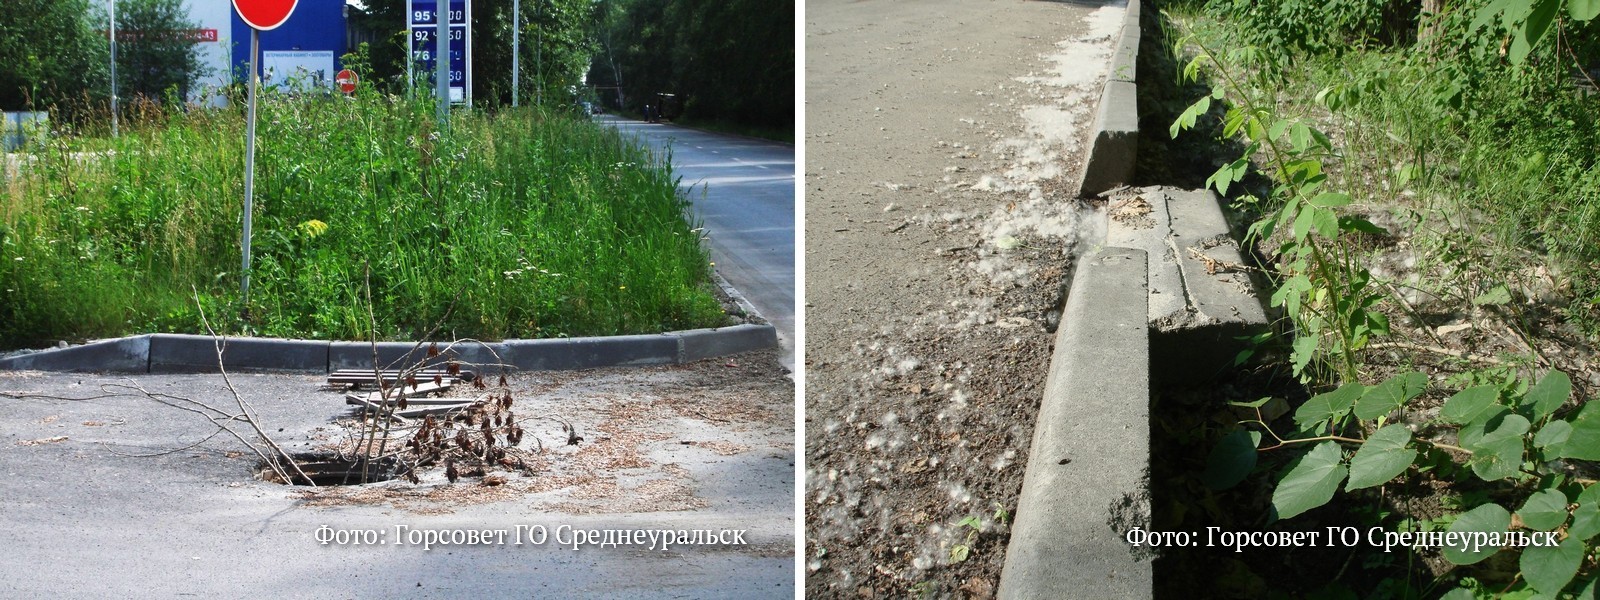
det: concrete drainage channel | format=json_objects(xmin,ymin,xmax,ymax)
[
  {"xmin": 0, "ymin": 324, "xmax": 777, "ymax": 373},
  {"xmin": 998, "ymin": 1, "xmax": 1271, "ymax": 598}
]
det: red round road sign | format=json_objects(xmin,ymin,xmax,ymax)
[
  {"xmin": 336, "ymin": 69, "xmax": 358, "ymax": 94},
  {"xmin": 232, "ymin": 0, "xmax": 298, "ymax": 31}
]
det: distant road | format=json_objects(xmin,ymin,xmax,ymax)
[{"xmin": 599, "ymin": 115, "xmax": 796, "ymax": 371}]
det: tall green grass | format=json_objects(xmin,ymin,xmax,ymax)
[
  {"xmin": 1174, "ymin": 1, "xmax": 1600, "ymax": 332},
  {"xmin": 0, "ymin": 91, "xmax": 725, "ymax": 348}
]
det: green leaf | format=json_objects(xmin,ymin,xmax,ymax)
[
  {"xmin": 1272, "ymin": 442, "xmax": 1347, "ymax": 519},
  {"xmin": 1355, "ymin": 372, "xmax": 1428, "ymax": 421},
  {"xmin": 1245, "ymin": 117, "xmax": 1267, "ymax": 142},
  {"xmin": 1441, "ymin": 385, "xmax": 1502, "ymax": 424},
  {"xmin": 1473, "ymin": 285, "xmax": 1512, "ymax": 305},
  {"xmin": 1228, "ymin": 397, "xmax": 1273, "ymax": 409},
  {"xmin": 1442, "ymin": 503, "xmax": 1511, "ymax": 565},
  {"xmin": 1308, "ymin": 192, "xmax": 1352, "ymax": 208},
  {"xmin": 1523, "ymin": 0, "xmax": 1560, "ymax": 55},
  {"xmin": 1472, "ymin": 0, "xmax": 1516, "ymax": 32},
  {"xmin": 1291, "ymin": 122, "xmax": 1313, "ymax": 152},
  {"xmin": 1311, "ymin": 208, "xmax": 1338, "ymax": 239},
  {"xmin": 1290, "ymin": 335, "xmax": 1318, "ymax": 376},
  {"xmin": 1534, "ymin": 419, "xmax": 1573, "ymax": 455},
  {"xmin": 1337, "ymin": 216, "xmax": 1387, "ymax": 235},
  {"xmin": 1574, "ymin": 0, "xmax": 1600, "ymax": 21},
  {"xmin": 1467, "ymin": 414, "xmax": 1529, "ymax": 481},
  {"xmin": 1516, "ymin": 488, "xmax": 1569, "ymax": 531},
  {"xmin": 1521, "ymin": 535, "xmax": 1584, "ymax": 596},
  {"xmin": 1204, "ymin": 429, "xmax": 1262, "ymax": 490},
  {"xmin": 1577, "ymin": 577, "xmax": 1600, "ymax": 600},
  {"xmin": 1365, "ymin": 312, "xmax": 1390, "ymax": 337},
  {"xmin": 956, "ymin": 515, "xmax": 982, "ymax": 529},
  {"xmin": 1570, "ymin": 484, "xmax": 1600, "ymax": 541},
  {"xmin": 1222, "ymin": 108, "xmax": 1246, "ymax": 139},
  {"xmin": 1509, "ymin": 28, "xmax": 1533, "ymax": 65},
  {"xmin": 1297, "ymin": 383, "xmax": 1364, "ymax": 428},
  {"xmin": 1562, "ymin": 402, "xmax": 1600, "ymax": 460},
  {"xmin": 1526, "ymin": 370, "xmax": 1571, "ymax": 420},
  {"xmin": 1439, "ymin": 589, "xmax": 1477, "ymax": 600},
  {"xmin": 1346, "ymin": 424, "xmax": 1416, "ymax": 490},
  {"xmin": 1460, "ymin": 407, "xmax": 1511, "ymax": 448},
  {"xmin": 1267, "ymin": 119, "xmax": 1291, "ymax": 142},
  {"xmin": 1397, "ymin": 164, "xmax": 1420, "ymax": 188},
  {"xmin": 1292, "ymin": 205, "xmax": 1317, "ymax": 241}
]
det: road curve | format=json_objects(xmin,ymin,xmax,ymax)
[{"xmin": 597, "ymin": 115, "xmax": 796, "ymax": 372}]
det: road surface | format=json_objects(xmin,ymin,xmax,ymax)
[
  {"xmin": 599, "ymin": 116, "xmax": 796, "ymax": 372},
  {"xmin": 804, "ymin": 0, "xmax": 1122, "ymax": 596},
  {"xmin": 0, "ymin": 356, "xmax": 794, "ymax": 598}
]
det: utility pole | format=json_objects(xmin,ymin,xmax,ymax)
[
  {"xmin": 110, "ymin": 0, "xmax": 118, "ymax": 137},
  {"xmin": 512, "ymin": 0, "xmax": 519, "ymax": 107}
]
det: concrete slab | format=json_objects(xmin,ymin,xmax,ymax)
[
  {"xmin": 680, "ymin": 325, "xmax": 780, "ymax": 363},
  {"xmin": 504, "ymin": 335, "xmax": 680, "ymax": 370},
  {"xmin": 148, "ymin": 334, "xmax": 329, "ymax": 372},
  {"xmin": 1104, "ymin": 186, "xmax": 1270, "ymax": 385},
  {"xmin": 999, "ymin": 247, "xmax": 1152, "ymax": 600},
  {"xmin": 0, "ymin": 335, "xmax": 150, "ymax": 372}
]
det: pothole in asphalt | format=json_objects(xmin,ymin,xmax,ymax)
[{"xmin": 258, "ymin": 452, "xmax": 405, "ymax": 486}]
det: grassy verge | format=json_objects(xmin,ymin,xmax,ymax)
[
  {"xmin": 1141, "ymin": 1, "xmax": 1600, "ymax": 597},
  {"xmin": 0, "ymin": 91, "xmax": 726, "ymax": 349}
]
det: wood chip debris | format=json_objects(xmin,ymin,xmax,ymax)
[{"xmin": 17, "ymin": 436, "xmax": 68, "ymax": 446}]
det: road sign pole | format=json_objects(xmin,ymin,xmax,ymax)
[
  {"xmin": 512, "ymin": 0, "xmax": 519, "ymax": 107},
  {"xmin": 436, "ymin": 2, "xmax": 449, "ymax": 124},
  {"xmin": 110, "ymin": 0, "xmax": 117, "ymax": 137},
  {"xmin": 242, "ymin": 29, "xmax": 259, "ymax": 307}
]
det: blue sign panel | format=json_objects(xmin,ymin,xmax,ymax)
[
  {"xmin": 231, "ymin": 0, "xmax": 347, "ymax": 88},
  {"xmin": 408, "ymin": 0, "xmax": 472, "ymax": 104}
]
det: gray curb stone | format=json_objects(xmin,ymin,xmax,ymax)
[
  {"xmin": 999, "ymin": 247, "xmax": 1152, "ymax": 600},
  {"xmin": 503, "ymin": 334, "xmax": 679, "ymax": 371},
  {"xmin": 0, "ymin": 335, "xmax": 151, "ymax": 372},
  {"xmin": 1076, "ymin": 0, "xmax": 1142, "ymax": 197},
  {"xmin": 0, "ymin": 325, "xmax": 779, "ymax": 374},
  {"xmin": 149, "ymin": 334, "xmax": 329, "ymax": 372},
  {"xmin": 680, "ymin": 325, "xmax": 780, "ymax": 362}
]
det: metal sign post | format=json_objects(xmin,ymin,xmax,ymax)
[
  {"xmin": 110, "ymin": 0, "xmax": 118, "ymax": 137},
  {"xmin": 511, "ymin": 0, "xmax": 519, "ymax": 107},
  {"xmin": 435, "ymin": 2, "xmax": 449, "ymax": 124},
  {"xmin": 242, "ymin": 29, "xmax": 259, "ymax": 305},
  {"xmin": 232, "ymin": 0, "xmax": 298, "ymax": 307}
]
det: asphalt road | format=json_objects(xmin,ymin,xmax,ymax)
[
  {"xmin": 598, "ymin": 116, "xmax": 796, "ymax": 372},
  {"xmin": 0, "ymin": 365, "xmax": 794, "ymax": 598}
]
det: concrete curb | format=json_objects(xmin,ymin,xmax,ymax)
[
  {"xmin": 1107, "ymin": 186, "xmax": 1270, "ymax": 385},
  {"xmin": 0, "ymin": 324, "xmax": 778, "ymax": 374},
  {"xmin": 999, "ymin": 247, "xmax": 1152, "ymax": 599},
  {"xmin": 1076, "ymin": 0, "xmax": 1142, "ymax": 197}
]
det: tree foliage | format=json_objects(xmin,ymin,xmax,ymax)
[
  {"xmin": 589, "ymin": 0, "xmax": 794, "ymax": 131},
  {"xmin": 351, "ymin": 0, "xmax": 596, "ymax": 108},
  {"xmin": 110, "ymin": 0, "xmax": 207, "ymax": 102},
  {"xmin": 0, "ymin": 0, "xmax": 108, "ymax": 111}
]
